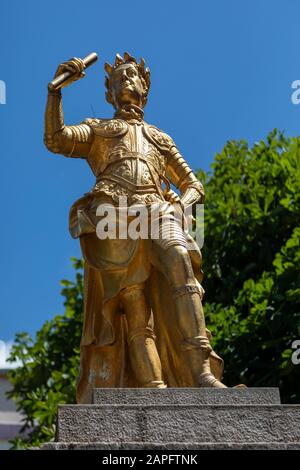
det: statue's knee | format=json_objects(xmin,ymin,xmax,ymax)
[
  {"xmin": 119, "ymin": 283, "xmax": 145, "ymax": 302},
  {"xmin": 120, "ymin": 283, "xmax": 151, "ymax": 329},
  {"xmin": 127, "ymin": 326, "xmax": 156, "ymax": 344},
  {"xmin": 167, "ymin": 245, "xmax": 189, "ymax": 266},
  {"xmin": 170, "ymin": 244, "xmax": 189, "ymax": 257},
  {"xmin": 163, "ymin": 245, "xmax": 194, "ymax": 285}
]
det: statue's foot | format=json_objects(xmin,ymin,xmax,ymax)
[
  {"xmin": 199, "ymin": 372, "xmax": 227, "ymax": 388},
  {"xmin": 144, "ymin": 380, "xmax": 167, "ymax": 389}
]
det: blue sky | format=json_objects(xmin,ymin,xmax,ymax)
[{"xmin": 1, "ymin": 0, "xmax": 300, "ymax": 341}]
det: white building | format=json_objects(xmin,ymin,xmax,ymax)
[{"xmin": 0, "ymin": 341, "xmax": 23, "ymax": 450}]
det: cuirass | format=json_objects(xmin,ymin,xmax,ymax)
[{"xmin": 84, "ymin": 118, "xmax": 169, "ymax": 204}]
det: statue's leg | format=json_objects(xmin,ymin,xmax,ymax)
[
  {"xmin": 120, "ymin": 283, "xmax": 166, "ymax": 388},
  {"xmin": 152, "ymin": 243, "xmax": 226, "ymax": 388}
]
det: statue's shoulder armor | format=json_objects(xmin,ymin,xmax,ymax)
[
  {"xmin": 82, "ymin": 118, "xmax": 128, "ymax": 137},
  {"xmin": 143, "ymin": 123, "xmax": 175, "ymax": 152}
]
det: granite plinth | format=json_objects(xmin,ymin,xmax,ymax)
[{"xmin": 43, "ymin": 388, "xmax": 300, "ymax": 450}]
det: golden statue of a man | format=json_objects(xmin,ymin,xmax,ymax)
[{"xmin": 44, "ymin": 52, "xmax": 227, "ymax": 403}]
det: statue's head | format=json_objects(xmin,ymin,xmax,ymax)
[{"xmin": 105, "ymin": 52, "xmax": 150, "ymax": 110}]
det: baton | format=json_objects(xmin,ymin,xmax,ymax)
[{"xmin": 48, "ymin": 52, "xmax": 98, "ymax": 92}]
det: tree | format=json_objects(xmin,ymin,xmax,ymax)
[
  {"xmin": 7, "ymin": 258, "xmax": 83, "ymax": 448},
  {"xmin": 8, "ymin": 130, "xmax": 300, "ymax": 448},
  {"xmin": 198, "ymin": 130, "xmax": 300, "ymax": 401}
]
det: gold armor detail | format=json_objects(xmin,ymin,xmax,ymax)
[
  {"xmin": 142, "ymin": 124, "xmax": 175, "ymax": 152},
  {"xmin": 83, "ymin": 118, "xmax": 129, "ymax": 137}
]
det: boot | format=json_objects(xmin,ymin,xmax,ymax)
[{"xmin": 128, "ymin": 327, "xmax": 167, "ymax": 388}]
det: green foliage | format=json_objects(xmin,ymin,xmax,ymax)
[
  {"xmin": 7, "ymin": 130, "xmax": 300, "ymax": 448},
  {"xmin": 198, "ymin": 130, "xmax": 300, "ymax": 401},
  {"xmin": 7, "ymin": 258, "xmax": 83, "ymax": 448}
]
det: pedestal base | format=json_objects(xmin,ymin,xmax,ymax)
[{"xmin": 43, "ymin": 388, "xmax": 300, "ymax": 450}]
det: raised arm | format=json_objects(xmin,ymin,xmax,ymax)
[{"xmin": 44, "ymin": 58, "xmax": 93, "ymax": 158}]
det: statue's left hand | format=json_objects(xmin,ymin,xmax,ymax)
[{"xmin": 164, "ymin": 189, "xmax": 182, "ymax": 206}]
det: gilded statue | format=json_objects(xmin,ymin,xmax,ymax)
[{"xmin": 44, "ymin": 52, "xmax": 228, "ymax": 403}]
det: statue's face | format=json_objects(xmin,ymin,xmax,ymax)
[{"xmin": 110, "ymin": 63, "xmax": 144, "ymax": 108}]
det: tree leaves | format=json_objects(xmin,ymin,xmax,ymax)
[
  {"xmin": 200, "ymin": 131, "xmax": 300, "ymax": 401},
  {"xmin": 6, "ymin": 261, "xmax": 83, "ymax": 448}
]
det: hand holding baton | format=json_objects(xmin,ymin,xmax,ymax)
[{"xmin": 48, "ymin": 52, "xmax": 98, "ymax": 92}]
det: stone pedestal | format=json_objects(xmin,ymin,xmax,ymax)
[{"xmin": 43, "ymin": 388, "xmax": 300, "ymax": 449}]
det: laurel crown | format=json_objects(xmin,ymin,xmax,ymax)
[{"xmin": 104, "ymin": 52, "xmax": 151, "ymax": 107}]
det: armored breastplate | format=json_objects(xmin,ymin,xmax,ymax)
[
  {"xmin": 101, "ymin": 152, "xmax": 158, "ymax": 190},
  {"xmin": 89, "ymin": 120, "xmax": 167, "ymax": 204}
]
